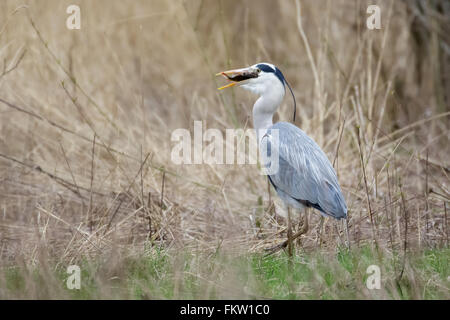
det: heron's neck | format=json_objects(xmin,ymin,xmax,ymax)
[
  {"xmin": 253, "ymin": 108, "xmax": 273, "ymax": 141},
  {"xmin": 252, "ymin": 90, "xmax": 283, "ymax": 141}
]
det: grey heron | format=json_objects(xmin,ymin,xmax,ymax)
[{"xmin": 216, "ymin": 62, "xmax": 347, "ymax": 254}]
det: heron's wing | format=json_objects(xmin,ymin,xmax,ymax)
[{"xmin": 261, "ymin": 122, "xmax": 347, "ymax": 218}]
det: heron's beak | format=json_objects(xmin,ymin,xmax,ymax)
[{"xmin": 215, "ymin": 67, "xmax": 258, "ymax": 90}]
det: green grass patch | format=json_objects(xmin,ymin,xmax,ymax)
[{"xmin": 0, "ymin": 246, "xmax": 448, "ymax": 299}]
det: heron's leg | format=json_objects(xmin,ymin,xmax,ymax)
[
  {"xmin": 265, "ymin": 205, "xmax": 292, "ymax": 255},
  {"xmin": 315, "ymin": 216, "xmax": 325, "ymax": 246},
  {"xmin": 265, "ymin": 209, "xmax": 309, "ymax": 255},
  {"xmin": 287, "ymin": 207, "xmax": 293, "ymax": 257},
  {"xmin": 292, "ymin": 210, "xmax": 309, "ymax": 244},
  {"xmin": 295, "ymin": 210, "xmax": 309, "ymax": 246}
]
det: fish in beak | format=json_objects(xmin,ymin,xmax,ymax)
[{"xmin": 215, "ymin": 67, "xmax": 259, "ymax": 90}]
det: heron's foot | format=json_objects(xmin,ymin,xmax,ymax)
[
  {"xmin": 264, "ymin": 222, "xmax": 309, "ymax": 256},
  {"xmin": 264, "ymin": 239, "xmax": 289, "ymax": 256}
]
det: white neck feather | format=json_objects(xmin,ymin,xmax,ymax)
[{"xmin": 252, "ymin": 85, "xmax": 285, "ymax": 141}]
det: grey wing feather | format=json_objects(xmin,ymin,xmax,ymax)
[{"xmin": 261, "ymin": 122, "xmax": 347, "ymax": 219}]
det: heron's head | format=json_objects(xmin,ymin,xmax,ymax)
[
  {"xmin": 216, "ymin": 62, "xmax": 286, "ymax": 96},
  {"xmin": 216, "ymin": 62, "xmax": 297, "ymax": 121}
]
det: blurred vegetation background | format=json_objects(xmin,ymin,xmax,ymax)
[{"xmin": 0, "ymin": 0, "xmax": 448, "ymax": 298}]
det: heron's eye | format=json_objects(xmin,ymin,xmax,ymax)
[{"xmin": 256, "ymin": 68, "xmax": 261, "ymax": 73}]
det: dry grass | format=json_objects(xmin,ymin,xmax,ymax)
[{"xmin": 0, "ymin": 0, "xmax": 448, "ymax": 297}]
